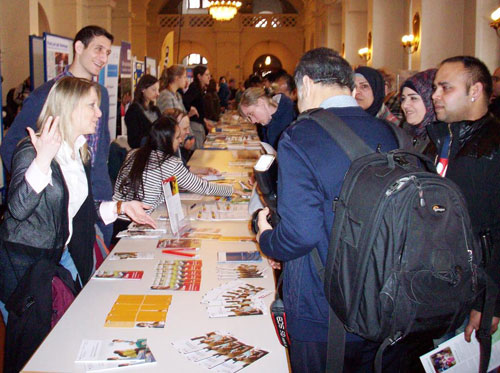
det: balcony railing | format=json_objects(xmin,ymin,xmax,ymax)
[{"xmin": 158, "ymin": 14, "xmax": 298, "ymax": 29}]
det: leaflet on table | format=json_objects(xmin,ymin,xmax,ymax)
[
  {"xmin": 94, "ymin": 270, "xmax": 144, "ymax": 280},
  {"xmin": 172, "ymin": 331, "xmax": 268, "ymax": 372},
  {"xmin": 109, "ymin": 252, "xmax": 155, "ymax": 260},
  {"xmin": 217, "ymin": 251, "xmax": 262, "ymax": 263},
  {"xmin": 75, "ymin": 338, "xmax": 156, "ymax": 371},
  {"xmin": 191, "ymin": 203, "xmax": 249, "ymax": 221},
  {"xmin": 116, "ymin": 222, "xmax": 168, "ymax": 239},
  {"xmin": 162, "ymin": 176, "xmax": 186, "ymax": 235},
  {"xmin": 104, "ymin": 294, "xmax": 172, "ymax": 328},
  {"xmin": 419, "ymin": 329, "xmax": 500, "ymax": 372},
  {"xmin": 201, "ymin": 280, "xmax": 271, "ymax": 318},
  {"xmin": 151, "ymin": 260, "xmax": 202, "ymax": 291},
  {"xmin": 216, "ymin": 264, "xmax": 267, "ymax": 280},
  {"xmin": 157, "ymin": 238, "xmax": 202, "ymax": 249}
]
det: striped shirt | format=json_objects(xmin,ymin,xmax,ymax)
[{"xmin": 113, "ymin": 150, "xmax": 233, "ymax": 210}]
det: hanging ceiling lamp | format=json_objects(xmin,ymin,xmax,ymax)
[{"xmin": 208, "ymin": 1, "xmax": 242, "ymax": 21}]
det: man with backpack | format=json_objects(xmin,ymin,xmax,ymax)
[
  {"xmin": 428, "ymin": 56, "xmax": 500, "ymax": 343},
  {"xmin": 256, "ymin": 48, "xmax": 403, "ymax": 372}
]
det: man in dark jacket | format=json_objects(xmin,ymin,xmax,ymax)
[
  {"xmin": 427, "ymin": 56, "xmax": 500, "ymax": 342},
  {"xmin": 0, "ymin": 25, "xmax": 114, "ymax": 244},
  {"xmin": 256, "ymin": 48, "xmax": 402, "ymax": 372}
]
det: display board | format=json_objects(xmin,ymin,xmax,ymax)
[
  {"xmin": 99, "ymin": 45, "xmax": 121, "ymax": 140},
  {"xmin": 29, "ymin": 35, "xmax": 45, "ymax": 90},
  {"xmin": 43, "ymin": 32, "xmax": 73, "ymax": 82},
  {"xmin": 133, "ymin": 57, "xmax": 145, "ymax": 94}
]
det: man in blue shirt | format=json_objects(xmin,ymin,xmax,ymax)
[
  {"xmin": 256, "ymin": 48, "xmax": 403, "ymax": 372},
  {"xmin": 0, "ymin": 25, "xmax": 114, "ymax": 244}
]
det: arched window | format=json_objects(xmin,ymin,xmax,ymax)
[
  {"xmin": 253, "ymin": 54, "xmax": 282, "ymax": 77},
  {"xmin": 182, "ymin": 53, "xmax": 208, "ymax": 66}
]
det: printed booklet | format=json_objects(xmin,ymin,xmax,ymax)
[
  {"xmin": 94, "ymin": 271, "xmax": 144, "ymax": 280},
  {"xmin": 75, "ymin": 338, "xmax": 156, "ymax": 371},
  {"xmin": 108, "ymin": 252, "xmax": 155, "ymax": 260},
  {"xmin": 217, "ymin": 251, "xmax": 262, "ymax": 263},
  {"xmin": 420, "ymin": 329, "xmax": 500, "ymax": 372},
  {"xmin": 172, "ymin": 331, "xmax": 268, "ymax": 372},
  {"xmin": 151, "ymin": 260, "xmax": 202, "ymax": 291}
]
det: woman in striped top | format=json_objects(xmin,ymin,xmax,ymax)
[{"xmin": 114, "ymin": 115, "xmax": 233, "ymax": 211}]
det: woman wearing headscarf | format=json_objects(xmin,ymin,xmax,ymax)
[
  {"xmin": 354, "ymin": 66, "xmax": 400, "ymax": 127},
  {"xmin": 400, "ymin": 69, "xmax": 437, "ymax": 153}
]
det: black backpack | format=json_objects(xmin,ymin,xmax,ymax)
[{"xmin": 301, "ymin": 109, "xmax": 496, "ymax": 373}]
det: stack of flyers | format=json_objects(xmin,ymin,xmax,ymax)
[
  {"xmin": 116, "ymin": 230, "xmax": 164, "ymax": 239},
  {"xmin": 216, "ymin": 264, "xmax": 267, "ymax": 280},
  {"xmin": 104, "ymin": 295, "xmax": 172, "ymax": 328},
  {"xmin": 201, "ymin": 280, "xmax": 271, "ymax": 318},
  {"xmin": 171, "ymin": 331, "xmax": 268, "ymax": 372},
  {"xmin": 94, "ymin": 271, "xmax": 144, "ymax": 280},
  {"xmin": 181, "ymin": 227, "xmax": 222, "ymax": 240},
  {"xmin": 151, "ymin": 260, "xmax": 202, "ymax": 291},
  {"xmin": 191, "ymin": 203, "xmax": 249, "ymax": 221},
  {"xmin": 76, "ymin": 338, "xmax": 156, "ymax": 371},
  {"xmin": 108, "ymin": 252, "xmax": 154, "ymax": 260},
  {"xmin": 156, "ymin": 238, "xmax": 201, "ymax": 250}
]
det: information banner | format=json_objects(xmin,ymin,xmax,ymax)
[
  {"xmin": 43, "ymin": 33, "xmax": 73, "ymax": 82},
  {"xmin": 99, "ymin": 45, "xmax": 121, "ymax": 140},
  {"xmin": 29, "ymin": 35, "xmax": 45, "ymax": 90},
  {"xmin": 159, "ymin": 31, "xmax": 174, "ymax": 77},
  {"xmin": 0, "ymin": 53, "xmax": 4, "ymax": 196}
]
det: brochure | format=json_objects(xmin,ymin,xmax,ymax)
[
  {"xmin": 157, "ymin": 238, "xmax": 202, "ymax": 249},
  {"xmin": 76, "ymin": 338, "xmax": 156, "ymax": 372},
  {"xmin": 104, "ymin": 294, "xmax": 172, "ymax": 328},
  {"xmin": 162, "ymin": 176, "xmax": 185, "ymax": 235},
  {"xmin": 216, "ymin": 264, "xmax": 267, "ymax": 280},
  {"xmin": 151, "ymin": 260, "xmax": 202, "ymax": 291},
  {"xmin": 172, "ymin": 331, "xmax": 268, "ymax": 372},
  {"xmin": 419, "ymin": 329, "xmax": 500, "ymax": 372},
  {"xmin": 202, "ymin": 281, "xmax": 271, "ymax": 318},
  {"xmin": 108, "ymin": 252, "xmax": 155, "ymax": 260},
  {"xmin": 94, "ymin": 271, "xmax": 144, "ymax": 280},
  {"xmin": 217, "ymin": 251, "xmax": 262, "ymax": 263}
]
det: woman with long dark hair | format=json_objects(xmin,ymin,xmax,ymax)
[
  {"xmin": 125, "ymin": 74, "xmax": 161, "ymax": 148},
  {"xmin": 183, "ymin": 65, "xmax": 216, "ymax": 133},
  {"xmin": 114, "ymin": 115, "xmax": 233, "ymax": 211}
]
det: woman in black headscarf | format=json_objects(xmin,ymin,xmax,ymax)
[{"xmin": 354, "ymin": 66, "xmax": 400, "ymax": 126}]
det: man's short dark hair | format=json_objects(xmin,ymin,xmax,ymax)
[
  {"xmin": 440, "ymin": 56, "xmax": 493, "ymax": 99},
  {"xmin": 294, "ymin": 48, "xmax": 354, "ymax": 90},
  {"xmin": 276, "ymin": 73, "xmax": 296, "ymax": 94},
  {"xmin": 73, "ymin": 25, "xmax": 114, "ymax": 53}
]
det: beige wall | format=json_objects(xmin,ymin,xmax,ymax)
[{"xmin": 342, "ymin": 0, "xmax": 368, "ymax": 66}]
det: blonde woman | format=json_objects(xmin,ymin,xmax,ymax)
[
  {"xmin": 238, "ymin": 87, "xmax": 296, "ymax": 150},
  {"xmin": 0, "ymin": 77, "xmax": 155, "ymax": 322}
]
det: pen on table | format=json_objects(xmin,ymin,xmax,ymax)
[
  {"xmin": 162, "ymin": 250, "xmax": 197, "ymax": 257},
  {"xmin": 190, "ymin": 203, "xmax": 197, "ymax": 209}
]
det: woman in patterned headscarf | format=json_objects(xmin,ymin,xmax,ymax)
[{"xmin": 400, "ymin": 69, "xmax": 437, "ymax": 153}]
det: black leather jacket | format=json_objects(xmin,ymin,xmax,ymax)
[
  {"xmin": 426, "ymin": 113, "xmax": 500, "ymax": 313},
  {"xmin": 0, "ymin": 138, "xmax": 97, "ymax": 301}
]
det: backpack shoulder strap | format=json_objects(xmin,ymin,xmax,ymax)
[{"xmin": 298, "ymin": 108, "xmax": 372, "ymax": 161}]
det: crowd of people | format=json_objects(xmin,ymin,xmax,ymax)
[{"xmin": 0, "ymin": 22, "xmax": 500, "ymax": 373}]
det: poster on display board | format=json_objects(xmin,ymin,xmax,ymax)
[
  {"xmin": 145, "ymin": 57, "xmax": 157, "ymax": 78},
  {"xmin": 98, "ymin": 45, "xmax": 121, "ymax": 140},
  {"xmin": 133, "ymin": 57, "xmax": 145, "ymax": 93},
  {"xmin": 43, "ymin": 32, "xmax": 73, "ymax": 82},
  {"xmin": 29, "ymin": 35, "xmax": 45, "ymax": 90}
]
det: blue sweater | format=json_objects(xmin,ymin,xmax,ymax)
[
  {"xmin": 263, "ymin": 94, "xmax": 296, "ymax": 150},
  {"xmin": 259, "ymin": 105, "xmax": 398, "ymax": 342},
  {"xmin": 0, "ymin": 76, "xmax": 112, "ymax": 202}
]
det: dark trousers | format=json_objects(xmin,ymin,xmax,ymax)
[{"xmin": 289, "ymin": 336, "xmax": 412, "ymax": 373}]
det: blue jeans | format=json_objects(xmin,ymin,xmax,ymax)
[{"xmin": 0, "ymin": 249, "xmax": 81, "ymax": 324}]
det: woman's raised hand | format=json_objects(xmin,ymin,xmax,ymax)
[{"xmin": 27, "ymin": 116, "xmax": 62, "ymax": 174}]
